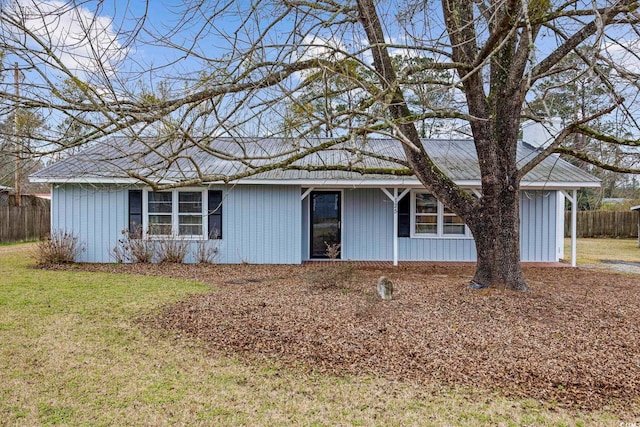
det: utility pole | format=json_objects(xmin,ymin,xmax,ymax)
[{"xmin": 14, "ymin": 62, "xmax": 21, "ymax": 207}]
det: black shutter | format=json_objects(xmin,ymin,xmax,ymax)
[
  {"xmin": 128, "ymin": 190, "xmax": 143, "ymax": 237},
  {"xmin": 208, "ymin": 190, "xmax": 223, "ymax": 239},
  {"xmin": 397, "ymin": 193, "xmax": 410, "ymax": 237}
]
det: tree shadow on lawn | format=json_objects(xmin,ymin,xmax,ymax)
[{"xmin": 81, "ymin": 262, "xmax": 640, "ymax": 416}]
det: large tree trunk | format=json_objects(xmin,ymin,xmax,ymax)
[
  {"xmin": 357, "ymin": 0, "xmax": 530, "ymax": 291},
  {"xmin": 466, "ymin": 187, "xmax": 528, "ymax": 291}
]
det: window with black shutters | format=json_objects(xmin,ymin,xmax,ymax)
[
  {"xmin": 128, "ymin": 190, "xmax": 143, "ymax": 237},
  {"xmin": 208, "ymin": 190, "xmax": 223, "ymax": 239}
]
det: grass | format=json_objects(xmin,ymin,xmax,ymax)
[
  {"xmin": 0, "ymin": 243, "xmax": 626, "ymax": 426},
  {"xmin": 564, "ymin": 237, "xmax": 640, "ymax": 265}
]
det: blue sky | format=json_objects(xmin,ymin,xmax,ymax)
[{"xmin": 3, "ymin": 0, "xmax": 640, "ymax": 142}]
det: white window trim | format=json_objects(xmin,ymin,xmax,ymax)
[
  {"xmin": 142, "ymin": 188, "xmax": 208, "ymax": 240},
  {"xmin": 410, "ymin": 190, "xmax": 471, "ymax": 239}
]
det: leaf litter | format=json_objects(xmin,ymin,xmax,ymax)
[{"xmin": 75, "ymin": 262, "xmax": 640, "ymax": 415}]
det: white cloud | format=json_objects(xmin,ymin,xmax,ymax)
[
  {"xmin": 10, "ymin": 0, "xmax": 125, "ymax": 77},
  {"xmin": 289, "ymin": 35, "xmax": 348, "ymax": 84},
  {"xmin": 296, "ymin": 34, "xmax": 346, "ymax": 62}
]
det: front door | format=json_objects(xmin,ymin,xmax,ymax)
[{"xmin": 310, "ymin": 191, "xmax": 341, "ymax": 259}]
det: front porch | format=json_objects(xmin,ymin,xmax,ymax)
[{"xmin": 300, "ymin": 186, "xmax": 579, "ymax": 265}]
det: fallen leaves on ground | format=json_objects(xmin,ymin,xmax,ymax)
[{"xmin": 75, "ymin": 262, "xmax": 640, "ymax": 414}]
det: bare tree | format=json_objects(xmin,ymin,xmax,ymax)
[
  {"xmin": 1, "ymin": 0, "xmax": 640, "ymax": 289},
  {"xmin": 527, "ymin": 52, "xmax": 640, "ymax": 206}
]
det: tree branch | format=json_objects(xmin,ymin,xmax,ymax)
[{"xmin": 555, "ymin": 147, "xmax": 640, "ymax": 174}]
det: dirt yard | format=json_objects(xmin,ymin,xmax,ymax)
[{"xmin": 78, "ymin": 262, "xmax": 640, "ymax": 415}]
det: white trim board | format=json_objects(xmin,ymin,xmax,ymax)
[{"xmin": 33, "ymin": 176, "xmax": 601, "ymax": 189}]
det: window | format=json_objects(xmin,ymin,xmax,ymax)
[
  {"xmin": 414, "ymin": 193, "xmax": 438, "ymax": 235},
  {"xmin": 148, "ymin": 192, "xmax": 173, "ymax": 235},
  {"xmin": 411, "ymin": 191, "xmax": 468, "ymax": 237},
  {"xmin": 128, "ymin": 190, "xmax": 142, "ymax": 237},
  {"xmin": 442, "ymin": 205, "xmax": 466, "ymax": 235},
  {"xmin": 141, "ymin": 189, "xmax": 222, "ymax": 239},
  {"xmin": 178, "ymin": 192, "xmax": 203, "ymax": 236}
]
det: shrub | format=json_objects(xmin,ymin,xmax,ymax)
[
  {"xmin": 324, "ymin": 242, "xmax": 341, "ymax": 260},
  {"xmin": 112, "ymin": 228, "xmax": 154, "ymax": 263},
  {"xmin": 156, "ymin": 238, "xmax": 190, "ymax": 263},
  {"xmin": 35, "ymin": 230, "xmax": 85, "ymax": 265},
  {"xmin": 194, "ymin": 239, "xmax": 219, "ymax": 264}
]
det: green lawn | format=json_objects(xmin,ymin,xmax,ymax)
[
  {"xmin": 565, "ymin": 237, "xmax": 640, "ymax": 265},
  {"xmin": 0, "ymin": 244, "xmax": 623, "ymax": 426}
]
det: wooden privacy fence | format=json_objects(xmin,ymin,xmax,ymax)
[
  {"xmin": 564, "ymin": 211, "xmax": 638, "ymax": 238},
  {"xmin": 0, "ymin": 205, "xmax": 51, "ymax": 243}
]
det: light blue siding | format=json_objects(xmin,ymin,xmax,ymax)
[
  {"xmin": 342, "ymin": 189, "xmax": 393, "ymax": 260},
  {"xmin": 52, "ymin": 184, "xmax": 558, "ymax": 264},
  {"xmin": 215, "ymin": 185, "xmax": 301, "ymax": 264},
  {"xmin": 52, "ymin": 184, "xmax": 301, "ymax": 264},
  {"xmin": 52, "ymin": 184, "xmax": 128, "ymax": 262},
  {"xmin": 302, "ymin": 188, "xmax": 558, "ymax": 262},
  {"xmin": 399, "ymin": 237, "xmax": 477, "ymax": 261},
  {"xmin": 520, "ymin": 190, "xmax": 558, "ymax": 262}
]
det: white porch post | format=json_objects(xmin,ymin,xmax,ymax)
[
  {"xmin": 561, "ymin": 189, "xmax": 578, "ymax": 267},
  {"xmin": 393, "ymin": 188, "xmax": 398, "ymax": 266},
  {"xmin": 571, "ymin": 189, "xmax": 577, "ymax": 267},
  {"xmin": 381, "ymin": 188, "xmax": 410, "ymax": 266}
]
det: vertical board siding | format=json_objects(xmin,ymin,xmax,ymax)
[
  {"xmin": 342, "ymin": 188, "xmax": 393, "ymax": 261},
  {"xmin": 220, "ymin": 185, "xmax": 301, "ymax": 264},
  {"xmin": 556, "ymin": 192, "xmax": 565, "ymax": 260},
  {"xmin": 520, "ymin": 190, "xmax": 557, "ymax": 262},
  {"xmin": 53, "ymin": 184, "xmax": 301, "ymax": 264},
  {"xmin": 398, "ymin": 237, "xmax": 477, "ymax": 261},
  {"xmin": 51, "ymin": 184, "xmax": 560, "ymax": 264},
  {"xmin": 53, "ymin": 184, "xmax": 128, "ymax": 262},
  {"xmin": 333, "ymin": 188, "xmax": 556, "ymax": 262}
]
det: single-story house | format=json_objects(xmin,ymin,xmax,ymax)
[{"xmin": 30, "ymin": 134, "xmax": 599, "ymax": 265}]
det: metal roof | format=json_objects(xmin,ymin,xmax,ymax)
[{"xmin": 31, "ymin": 136, "xmax": 600, "ymax": 188}]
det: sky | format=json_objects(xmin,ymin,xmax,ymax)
[
  {"xmin": 2, "ymin": 0, "xmax": 640, "ymax": 142},
  {"xmin": 7, "ymin": 0, "xmax": 640, "ymax": 86}
]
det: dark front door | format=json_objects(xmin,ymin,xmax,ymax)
[{"xmin": 310, "ymin": 191, "xmax": 341, "ymax": 259}]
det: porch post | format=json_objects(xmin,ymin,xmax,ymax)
[
  {"xmin": 393, "ymin": 188, "xmax": 398, "ymax": 266},
  {"xmin": 571, "ymin": 189, "xmax": 577, "ymax": 267}
]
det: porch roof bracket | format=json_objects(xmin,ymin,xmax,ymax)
[
  {"xmin": 380, "ymin": 188, "xmax": 394, "ymax": 201},
  {"xmin": 380, "ymin": 187, "xmax": 410, "ymax": 202},
  {"xmin": 301, "ymin": 187, "xmax": 315, "ymax": 201}
]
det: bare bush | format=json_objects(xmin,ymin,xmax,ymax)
[
  {"xmin": 35, "ymin": 230, "xmax": 85, "ymax": 265},
  {"xmin": 194, "ymin": 239, "xmax": 219, "ymax": 264},
  {"xmin": 324, "ymin": 242, "xmax": 341, "ymax": 260},
  {"xmin": 112, "ymin": 228, "xmax": 155, "ymax": 263}
]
